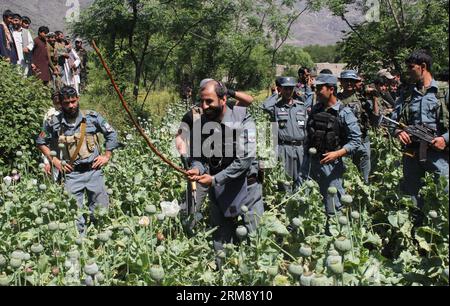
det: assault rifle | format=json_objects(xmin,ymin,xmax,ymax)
[{"xmin": 378, "ymin": 115, "xmax": 448, "ymax": 161}]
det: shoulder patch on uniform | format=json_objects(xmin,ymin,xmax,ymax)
[
  {"xmin": 103, "ymin": 121, "xmax": 113, "ymax": 132},
  {"xmin": 87, "ymin": 110, "xmax": 98, "ymax": 117}
]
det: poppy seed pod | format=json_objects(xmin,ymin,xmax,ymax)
[
  {"xmin": 299, "ymin": 244, "xmax": 312, "ymax": 257},
  {"xmin": 327, "ymin": 187, "xmax": 338, "ymax": 195},
  {"xmin": 341, "ymin": 195, "xmax": 353, "ymax": 205},
  {"xmin": 50, "ymin": 151, "xmax": 57, "ymax": 157},
  {"xmin": 35, "ymin": 217, "xmax": 44, "ymax": 225},
  {"xmin": 334, "ymin": 236, "xmax": 352, "ymax": 253},
  {"xmin": 84, "ymin": 261, "xmax": 99, "ymax": 276},
  {"xmin": 300, "ymin": 271, "xmax": 314, "ymax": 286},
  {"xmin": 9, "ymin": 258, "xmax": 22, "ymax": 268},
  {"xmin": 267, "ymin": 265, "xmax": 279, "ymax": 277},
  {"xmin": 48, "ymin": 222, "xmax": 59, "ymax": 231},
  {"xmin": 291, "ymin": 217, "xmax": 301, "ymax": 228},
  {"xmin": 0, "ymin": 274, "xmax": 10, "ymax": 286},
  {"xmin": 84, "ymin": 275, "xmax": 94, "ymax": 286},
  {"xmin": 328, "ymin": 262, "xmax": 344, "ymax": 274},
  {"xmin": 0, "ymin": 255, "xmax": 6, "ymax": 267},
  {"xmin": 308, "ymin": 147, "xmax": 317, "ymax": 155},
  {"xmin": 145, "ymin": 204, "xmax": 157, "ymax": 214},
  {"xmin": 428, "ymin": 210, "xmax": 438, "ymax": 219},
  {"xmin": 149, "ymin": 265, "xmax": 165, "ymax": 282},
  {"xmin": 68, "ymin": 250, "xmax": 80, "ymax": 260},
  {"xmin": 156, "ymin": 213, "xmax": 165, "ymax": 222},
  {"xmin": 95, "ymin": 272, "xmax": 105, "ymax": 283},
  {"xmin": 310, "ymin": 274, "xmax": 329, "ymax": 286},
  {"xmin": 305, "ymin": 180, "xmax": 315, "ymax": 188},
  {"xmin": 288, "ymin": 263, "xmax": 303, "ymax": 276},
  {"xmin": 236, "ymin": 226, "xmax": 248, "ymax": 239},
  {"xmin": 338, "ymin": 216, "xmax": 348, "ymax": 225},
  {"xmin": 351, "ymin": 211, "xmax": 360, "ymax": 219},
  {"xmin": 98, "ymin": 232, "xmax": 110, "ymax": 242},
  {"xmin": 11, "ymin": 250, "xmax": 25, "ymax": 260},
  {"xmin": 58, "ymin": 143, "xmax": 65, "ymax": 149},
  {"xmin": 30, "ymin": 244, "xmax": 44, "ymax": 254},
  {"xmin": 156, "ymin": 245, "xmax": 166, "ymax": 254}
]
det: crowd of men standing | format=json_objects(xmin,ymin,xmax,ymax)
[
  {"xmin": 0, "ymin": 9, "xmax": 88, "ymax": 94},
  {"xmin": 176, "ymin": 49, "xmax": 448, "ymax": 256}
]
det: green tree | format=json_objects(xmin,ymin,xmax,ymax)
[
  {"xmin": 310, "ymin": 0, "xmax": 449, "ymax": 77},
  {"xmin": 276, "ymin": 45, "xmax": 314, "ymax": 67},
  {"xmin": 303, "ymin": 44, "xmax": 341, "ymax": 63}
]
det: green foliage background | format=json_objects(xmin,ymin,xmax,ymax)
[{"xmin": 0, "ymin": 61, "xmax": 50, "ymax": 171}]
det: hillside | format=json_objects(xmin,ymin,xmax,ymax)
[{"xmin": 1, "ymin": 0, "xmax": 364, "ymax": 46}]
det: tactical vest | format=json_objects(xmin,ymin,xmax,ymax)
[
  {"xmin": 58, "ymin": 111, "xmax": 100, "ymax": 162},
  {"xmin": 307, "ymin": 104, "xmax": 346, "ymax": 155},
  {"xmin": 339, "ymin": 92, "xmax": 370, "ymax": 138}
]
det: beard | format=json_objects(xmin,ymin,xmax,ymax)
[
  {"xmin": 204, "ymin": 104, "xmax": 223, "ymax": 121},
  {"xmin": 64, "ymin": 106, "xmax": 80, "ymax": 119}
]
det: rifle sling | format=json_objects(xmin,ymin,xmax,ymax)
[{"xmin": 70, "ymin": 119, "xmax": 87, "ymax": 164}]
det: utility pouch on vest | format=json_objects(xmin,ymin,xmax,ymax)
[{"xmin": 86, "ymin": 134, "xmax": 98, "ymax": 152}]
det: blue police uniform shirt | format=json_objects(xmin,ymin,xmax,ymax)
[
  {"xmin": 262, "ymin": 96, "xmax": 307, "ymax": 142},
  {"xmin": 392, "ymin": 79, "xmax": 449, "ymax": 144},
  {"xmin": 36, "ymin": 110, "xmax": 119, "ymax": 166}
]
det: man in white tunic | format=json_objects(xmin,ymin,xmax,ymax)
[{"xmin": 11, "ymin": 14, "xmax": 33, "ymax": 76}]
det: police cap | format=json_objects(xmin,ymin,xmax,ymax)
[
  {"xmin": 280, "ymin": 77, "xmax": 297, "ymax": 87},
  {"xmin": 339, "ymin": 70, "xmax": 361, "ymax": 81},
  {"xmin": 314, "ymin": 73, "xmax": 338, "ymax": 85}
]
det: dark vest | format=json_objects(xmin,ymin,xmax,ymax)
[{"xmin": 307, "ymin": 104, "xmax": 346, "ymax": 154}]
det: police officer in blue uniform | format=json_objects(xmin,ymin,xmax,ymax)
[
  {"xmin": 176, "ymin": 79, "xmax": 255, "ymax": 236},
  {"xmin": 37, "ymin": 86, "xmax": 119, "ymax": 232},
  {"xmin": 186, "ymin": 80, "xmax": 263, "ymax": 262},
  {"xmin": 295, "ymin": 67, "xmax": 315, "ymax": 110},
  {"xmin": 302, "ymin": 74, "xmax": 362, "ymax": 217},
  {"xmin": 337, "ymin": 70, "xmax": 377, "ymax": 184},
  {"xmin": 391, "ymin": 50, "xmax": 449, "ymax": 220},
  {"xmin": 261, "ymin": 77, "xmax": 308, "ymax": 191}
]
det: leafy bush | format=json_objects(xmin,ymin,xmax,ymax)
[{"xmin": 0, "ymin": 60, "xmax": 50, "ymax": 172}]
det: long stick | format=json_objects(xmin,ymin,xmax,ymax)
[{"xmin": 91, "ymin": 40, "xmax": 187, "ymax": 175}]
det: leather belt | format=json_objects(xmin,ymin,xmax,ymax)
[
  {"xmin": 73, "ymin": 162, "xmax": 94, "ymax": 172},
  {"xmin": 279, "ymin": 140, "xmax": 304, "ymax": 146}
]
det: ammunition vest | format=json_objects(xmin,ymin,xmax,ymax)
[
  {"xmin": 339, "ymin": 92, "xmax": 370, "ymax": 138},
  {"xmin": 58, "ymin": 111, "xmax": 99, "ymax": 162},
  {"xmin": 307, "ymin": 104, "xmax": 346, "ymax": 154}
]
